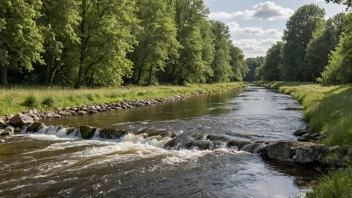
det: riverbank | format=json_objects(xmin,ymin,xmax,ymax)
[
  {"xmin": 256, "ymin": 81, "xmax": 352, "ymax": 197},
  {"xmin": 0, "ymin": 82, "xmax": 246, "ymax": 116}
]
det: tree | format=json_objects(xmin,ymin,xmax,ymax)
[
  {"xmin": 74, "ymin": 0, "xmax": 138, "ymax": 89},
  {"xmin": 209, "ymin": 21, "xmax": 233, "ymax": 83},
  {"xmin": 229, "ymin": 45, "xmax": 247, "ymax": 81},
  {"xmin": 282, "ymin": 4, "xmax": 325, "ymax": 81},
  {"xmin": 131, "ymin": 0, "xmax": 180, "ymax": 85},
  {"xmin": 165, "ymin": 0, "xmax": 210, "ymax": 85},
  {"xmin": 319, "ymin": 13, "xmax": 352, "ymax": 84},
  {"xmin": 244, "ymin": 57, "xmax": 265, "ymax": 81},
  {"xmin": 305, "ymin": 13, "xmax": 345, "ymax": 81},
  {"xmin": 262, "ymin": 42, "xmax": 284, "ymax": 81},
  {"xmin": 0, "ymin": 0, "xmax": 44, "ymax": 85},
  {"xmin": 39, "ymin": 0, "xmax": 80, "ymax": 85},
  {"xmin": 325, "ymin": 0, "xmax": 352, "ymax": 8}
]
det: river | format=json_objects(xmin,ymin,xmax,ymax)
[{"xmin": 0, "ymin": 86, "xmax": 318, "ymax": 197}]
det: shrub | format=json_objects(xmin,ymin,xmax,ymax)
[
  {"xmin": 42, "ymin": 97, "xmax": 55, "ymax": 107},
  {"xmin": 23, "ymin": 95, "xmax": 37, "ymax": 107}
]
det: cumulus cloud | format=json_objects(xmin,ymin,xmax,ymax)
[
  {"xmin": 232, "ymin": 39, "xmax": 278, "ymax": 57},
  {"xmin": 227, "ymin": 22, "xmax": 282, "ymax": 38},
  {"xmin": 209, "ymin": 1, "xmax": 294, "ymax": 21}
]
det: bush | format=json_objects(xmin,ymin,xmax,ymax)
[
  {"xmin": 86, "ymin": 93, "xmax": 94, "ymax": 101},
  {"xmin": 42, "ymin": 97, "xmax": 55, "ymax": 107},
  {"xmin": 23, "ymin": 95, "xmax": 37, "ymax": 107}
]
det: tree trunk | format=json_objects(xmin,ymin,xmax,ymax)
[
  {"xmin": 49, "ymin": 67, "xmax": 57, "ymax": 85},
  {"xmin": 0, "ymin": 66, "xmax": 7, "ymax": 85},
  {"xmin": 147, "ymin": 65, "xmax": 153, "ymax": 85},
  {"xmin": 74, "ymin": 0, "xmax": 88, "ymax": 89}
]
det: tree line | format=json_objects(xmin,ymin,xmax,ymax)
[
  {"xmin": 249, "ymin": 0, "xmax": 352, "ymax": 85},
  {"xmin": 0, "ymin": 0, "xmax": 248, "ymax": 88}
]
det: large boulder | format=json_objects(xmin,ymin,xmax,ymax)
[
  {"xmin": 264, "ymin": 141, "xmax": 329, "ymax": 164},
  {"xmin": 79, "ymin": 126, "xmax": 97, "ymax": 139},
  {"xmin": 9, "ymin": 113, "xmax": 34, "ymax": 127}
]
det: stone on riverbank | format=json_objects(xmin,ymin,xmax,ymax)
[
  {"xmin": 293, "ymin": 129, "xmax": 309, "ymax": 136},
  {"xmin": 264, "ymin": 141, "xmax": 329, "ymax": 164},
  {"xmin": 9, "ymin": 113, "xmax": 34, "ymax": 127}
]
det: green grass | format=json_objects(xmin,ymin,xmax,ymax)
[
  {"xmin": 0, "ymin": 82, "xmax": 246, "ymax": 115},
  {"xmin": 306, "ymin": 169, "xmax": 352, "ymax": 198},
  {"xmin": 257, "ymin": 81, "xmax": 352, "ymax": 148}
]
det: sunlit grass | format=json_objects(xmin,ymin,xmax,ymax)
[{"xmin": 0, "ymin": 82, "xmax": 246, "ymax": 115}]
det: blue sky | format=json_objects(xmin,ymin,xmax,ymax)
[{"xmin": 204, "ymin": 0, "xmax": 346, "ymax": 58}]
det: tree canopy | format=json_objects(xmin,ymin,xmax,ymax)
[{"xmin": 0, "ymin": 0, "xmax": 247, "ymax": 87}]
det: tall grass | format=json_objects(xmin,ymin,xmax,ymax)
[
  {"xmin": 306, "ymin": 169, "xmax": 352, "ymax": 198},
  {"xmin": 0, "ymin": 82, "xmax": 246, "ymax": 115}
]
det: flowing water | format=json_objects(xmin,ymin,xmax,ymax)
[{"xmin": 0, "ymin": 86, "xmax": 318, "ymax": 198}]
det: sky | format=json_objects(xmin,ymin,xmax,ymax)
[{"xmin": 204, "ymin": 0, "xmax": 347, "ymax": 58}]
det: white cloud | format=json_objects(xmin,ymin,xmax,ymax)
[
  {"xmin": 209, "ymin": 1, "xmax": 294, "ymax": 21},
  {"xmin": 227, "ymin": 22, "xmax": 282, "ymax": 38},
  {"xmin": 232, "ymin": 39, "xmax": 278, "ymax": 57}
]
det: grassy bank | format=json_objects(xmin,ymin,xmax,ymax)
[
  {"xmin": 257, "ymin": 81, "xmax": 352, "ymax": 198},
  {"xmin": 0, "ymin": 82, "xmax": 246, "ymax": 115},
  {"xmin": 257, "ymin": 81, "xmax": 352, "ymax": 148}
]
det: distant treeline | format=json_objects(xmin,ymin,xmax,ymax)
[
  {"xmin": 246, "ymin": 0, "xmax": 352, "ymax": 85},
  {"xmin": 0, "ymin": 0, "xmax": 248, "ymax": 88}
]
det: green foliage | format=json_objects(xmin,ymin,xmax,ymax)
[
  {"xmin": 244, "ymin": 57, "xmax": 265, "ymax": 81},
  {"xmin": 0, "ymin": 0, "xmax": 247, "ymax": 87},
  {"xmin": 319, "ymin": 13, "xmax": 352, "ymax": 84},
  {"xmin": 131, "ymin": 0, "xmax": 180, "ymax": 85},
  {"xmin": 282, "ymin": 4, "xmax": 325, "ymax": 81},
  {"xmin": 259, "ymin": 42, "xmax": 284, "ymax": 81},
  {"xmin": 0, "ymin": 0, "xmax": 44, "ymax": 84},
  {"xmin": 306, "ymin": 13, "xmax": 345, "ymax": 82}
]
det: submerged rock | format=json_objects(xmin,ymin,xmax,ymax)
[
  {"xmin": 99, "ymin": 128, "xmax": 128, "ymax": 139},
  {"xmin": 27, "ymin": 122, "xmax": 44, "ymax": 133},
  {"xmin": 227, "ymin": 139, "xmax": 252, "ymax": 150},
  {"xmin": 9, "ymin": 113, "xmax": 34, "ymax": 127},
  {"xmin": 186, "ymin": 140, "xmax": 214, "ymax": 150},
  {"xmin": 264, "ymin": 141, "xmax": 329, "ymax": 164},
  {"xmin": 79, "ymin": 126, "xmax": 97, "ymax": 139},
  {"xmin": 241, "ymin": 143, "xmax": 267, "ymax": 154},
  {"xmin": 4, "ymin": 126, "xmax": 15, "ymax": 134},
  {"xmin": 0, "ymin": 129, "xmax": 10, "ymax": 136}
]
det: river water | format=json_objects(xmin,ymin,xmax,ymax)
[{"xmin": 0, "ymin": 86, "xmax": 318, "ymax": 197}]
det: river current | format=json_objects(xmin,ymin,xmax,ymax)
[{"xmin": 0, "ymin": 86, "xmax": 318, "ymax": 197}]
